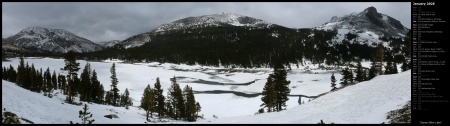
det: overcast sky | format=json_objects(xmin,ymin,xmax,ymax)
[{"xmin": 2, "ymin": 2, "xmax": 410, "ymax": 42}]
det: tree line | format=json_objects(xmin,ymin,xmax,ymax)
[
  {"xmin": 80, "ymin": 26, "xmax": 410, "ymax": 69},
  {"xmin": 2, "ymin": 51, "xmax": 202, "ymax": 122}
]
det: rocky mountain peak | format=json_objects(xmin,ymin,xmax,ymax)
[{"xmin": 364, "ymin": 6, "xmax": 381, "ymax": 18}]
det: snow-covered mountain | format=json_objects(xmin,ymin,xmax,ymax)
[
  {"xmin": 98, "ymin": 40, "xmax": 121, "ymax": 48},
  {"xmin": 4, "ymin": 26, "xmax": 103, "ymax": 53},
  {"xmin": 154, "ymin": 12, "xmax": 273, "ymax": 32},
  {"xmin": 117, "ymin": 12, "xmax": 275, "ymax": 49},
  {"xmin": 316, "ymin": 6, "xmax": 409, "ymax": 46}
]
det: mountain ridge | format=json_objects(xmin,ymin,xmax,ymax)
[{"xmin": 4, "ymin": 26, "xmax": 103, "ymax": 53}]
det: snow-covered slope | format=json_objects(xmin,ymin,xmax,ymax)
[
  {"xmin": 197, "ymin": 70, "xmax": 411, "ymax": 124},
  {"xmin": 4, "ymin": 26, "xmax": 103, "ymax": 53},
  {"xmin": 98, "ymin": 40, "xmax": 121, "ymax": 48},
  {"xmin": 2, "ymin": 80, "xmax": 147, "ymax": 124},
  {"xmin": 117, "ymin": 12, "xmax": 274, "ymax": 49},
  {"xmin": 316, "ymin": 6, "xmax": 409, "ymax": 47}
]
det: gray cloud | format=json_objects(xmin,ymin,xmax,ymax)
[{"xmin": 2, "ymin": 2, "xmax": 410, "ymax": 42}]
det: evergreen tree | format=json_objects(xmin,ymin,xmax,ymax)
[
  {"xmin": 261, "ymin": 77, "xmax": 276, "ymax": 112},
  {"xmin": 16, "ymin": 55, "xmax": 25, "ymax": 87},
  {"xmin": 355, "ymin": 60, "xmax": 364, "ymax": 82},
  {"xmin": 23, "ymin": 62, "xmax": 31, "ymax": 90},
  {"xmin": 2, "ymin": 66, "xmax": 6, "ymax": 80},
  {"xmin": 59, "ymin": 74, "xmax": 67, "ymax": 95},
  {"xmin": 71, "ymin": 104, "xmax": 95, "ymax": 124},
  {"xmin": 340, "ymin": 67, "xmax": 351, "ymax": 86},
  {"xmin": 121, "ymin": 88, "xmax": 132, "ymax": 109},
  {"xmin": 141, "ymin": 84, "xmax": 155, "ymax": 121},
  {"xmin": 45, "ymin": 67, "xmax": 52, "ymax": 96},
  {"xmin": 80, "ymin": 63, "xmax": 92, "ymax": 102},
  {"xmin": 330, "ymin": 73, "xmax": 337, "ymax": 91},
  {"xmin": 63, "ymin": 51, "xmax": 80, "ymax": 104},
  {"xmin": 368, "ymin": 60, "xmax": 377, "ymax": 80},
  {"xmin": 153, "ymin": 77, "xmax": 165, "ymax": 118},
  {"xmin": 168, "ymin": 76, "xmax": 185, "ymax": 120},
  {"xmin": 184, "ymin": 85, "xmax": 197, "ymax": 121},
  {"xmin": 110, "ymin": 63, "xmax": 120, "ymax": 106},
  {"xmin": 30, "ymin": 64, "xmax": 36, "ymax": 92},
  {"xmin": 71, "ymin": 76, "xmax": 81, "ymax": 98},
  {"xmin": 36, "ymin": 68, "xmax": 43, "ymax": 93},
  {"xmin": 8, "ymin": 65, "xmax": 16, "ymax": 82},
  {"xmin": 52, "ymin": 71, "xmax": 57, "ymax": 90},
  {"xmin": 271, "ymin": 63, "xmax": 290, "ymax": 111},
  {"xmin": 91, "ymin": 70, "xmax": 104, "ymax": 104}
]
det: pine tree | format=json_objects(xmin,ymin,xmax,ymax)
[
  {"xmin": 91, "ymin": 70, "xmax": 104, "ymax": 104},
  {"xmin": 45, "ymin": 67, "xmax": 52, "ymax": 97},
  {"xmin": 16, "ymin": 55, "xmax": 25, "ymax": 87},
  {"xmin": 261, "ymin": 77, "xmax": 276, "ymax": 112},
  {"xmin": 168, "ymin": 76, "xmax": 185, "ymax": 120},
  {"xmin": 110, "ymin": 63, "xmax": 120, "ymax": 106},
  {"xmin": 71, "ymin": 104, "xmax": 95, "ymax": 124},
  {"xmin": 330, "ymin": 73, "xmax": 337, "ymax": 91},
  {"xmin": 355, "ymin": 60, "xmax": 364, "ymax": 82},
  {"xmin": 340, "ymin": 67, "xmax": 350, "ymax": 86},
  {"xmin": 80, "ymin": 63, "xmax": 92, "ymax": 102},
  {"xmin": 52, "ymin": 70, "xmax": 57, "ymax": 90},
  {"xmin": 63, "ymin": 51, "xmax": 80, "ymax": 104},
  {"xmin": 141, "ymin": 84, "xmax": 155, "ymax": 121},
  {"xmin": 121, "ymin": 88, "xmax": 132, "ymax": 109},
  {"xmin": 59, "ymin": 74, "xmax": 67, "ymax": 95},
  {"xmin": 23, "ymin": 62, "xmax": 31, "ymax": 90},
  {"xmin": 153, "ymin": 77, "xmax": 165, "ymax": 118},
  {"xmin": 2, "ymin": 66, "xmax": 6, "ymax": 80},
  {"xmin": 271, "ymin": 62, "xmax": 290, "ymax": 112},
  {"xmin": 36, "ymin": 68, "xmax": 43, "ymax": 93},
  {"xmin": 8, "ymin": 65, "xmax": 17, "ymax": 82},
  {"xmin": 96, "ymin": 84, "xmax": 105, "ymax": 104},
  {"xmin": 30, "ymin": 64, "xmax": 37, "ymax": 92},
  {"xmin": 184, "ymin": 85, "xmax": 197, "ymax": 121}
]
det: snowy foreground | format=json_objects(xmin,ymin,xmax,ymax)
[
  {"xmin": 195, "ymin": 70, "xmax": 411, "ymax": 124},
  {"xmin": 2, "ymin": 57, "xmax": 409, "ymax": 124}
]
